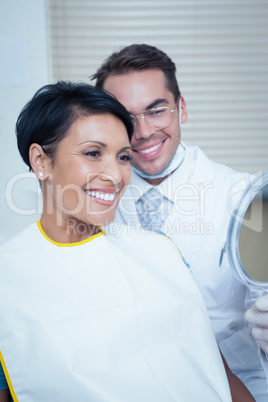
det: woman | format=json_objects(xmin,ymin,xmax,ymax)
[{"xmin": 0, "ymin": 82, "xmax": 253, "ymax": 401}]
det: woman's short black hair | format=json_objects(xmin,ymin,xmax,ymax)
[{"xmin": 16, "ymin": 81, "xmax": 134, "ymax": 170}]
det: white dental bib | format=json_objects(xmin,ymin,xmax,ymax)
[{"xmin": 0, "ymin": 222, "xmax": 231, "ymax": 402}]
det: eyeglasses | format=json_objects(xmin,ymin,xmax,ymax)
[{"xmin": 130, "ymin": 105, "xmax": 177, "ymax": 131}]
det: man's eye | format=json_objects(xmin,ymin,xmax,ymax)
[
  {"xmin": 147, "ymin": 108, "xmax": 165, "ymax": 117},
  {"xmin": 119, "ymin": 154, "xmax": 132, "ymax": 162}
]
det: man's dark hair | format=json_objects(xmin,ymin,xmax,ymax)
[
  {"xmin": 16, "ymin": 81, "xmax": 133, "ymax": 170},
  {"xmin": 91, "ymin": 44, "xmax": 181, "ymax": 102}
]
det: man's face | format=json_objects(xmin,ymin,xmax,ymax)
[{"xmin": 103, "ymin": 69, "xmax": 187, "ymax": 178}]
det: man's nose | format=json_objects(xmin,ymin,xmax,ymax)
[{"xmin": 133, "ymin": 116, "xmax": 155, "ymax": 140}]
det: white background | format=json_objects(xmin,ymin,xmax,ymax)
[
  {"xmin": 0, "ymin": 0, "xmax": 49, "ymax": 243},
  {"xmin": 0, "ymin": 0, "xmax": 267, "ymax": 244}
]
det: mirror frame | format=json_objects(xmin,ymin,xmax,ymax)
[{"xmin": 227, "ymin": 170, "xmax": 268, "ymax": 289}]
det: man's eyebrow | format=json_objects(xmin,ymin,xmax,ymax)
[{"xmin": 145, "ymin": 99, "xmax": 169, "ymax": 110}]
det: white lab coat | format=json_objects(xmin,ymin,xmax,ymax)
[
  {"xmin": 114, "ymin": 143, "xmax": 268, "ymax": 400},
  {"xmin": 0, "ymin": 221, "xmax": 231, "ymax": 402}
]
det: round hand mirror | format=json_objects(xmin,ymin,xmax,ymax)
[{"xmin": 227, "ymin": 170, "xmax": 268, "ymax": 289}]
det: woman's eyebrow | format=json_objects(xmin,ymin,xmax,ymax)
[
  {"xmin": 120, "ymin": 146, "xmax": 132, "ymax": 151},
  {"xmin": 78, "ymin": 140, "xmax": 107, "ymax": 147}
]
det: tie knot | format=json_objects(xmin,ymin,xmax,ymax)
[{"xmin": 140, "ymin": 188, "xmax": 164, "ymax": 213}]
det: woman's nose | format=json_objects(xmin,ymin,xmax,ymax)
[{"xmin": 100, "ymin": 159, "xmax": 122, "ymax": 185}]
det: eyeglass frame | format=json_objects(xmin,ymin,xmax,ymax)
[{"xmin": 129, "ymin": 103, "xmax": 178, "ymax": 131}]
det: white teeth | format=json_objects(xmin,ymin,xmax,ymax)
[
  {"xmin": 138, "ymin": 141, "xmax": 163, "ymax": 154},
  {"xmin": 85, "ymin": 190, "xmax": 116, "ymax": 201}
]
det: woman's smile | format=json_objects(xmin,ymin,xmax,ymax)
[{"xmin": 84, "ymin": 188, "xmax": 120, "ymax": 204}]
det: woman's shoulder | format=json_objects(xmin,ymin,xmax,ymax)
[
  {"xmin": 105, "ymin": 223, "xmax": 182, "ymax": 259},
  {"xmin": 0, "ymin": 222, "xmax": 39, "ymax": 254},
  {"xmin": 105, "ymin": 222, "xmax": 167, "ymax": 240},
  {"xmin": 103, "ymin": 223, "xmax": 195, "ymax": 290}
]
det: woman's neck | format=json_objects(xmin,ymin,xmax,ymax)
[{"xmin": 40, "ymin": 214, "xmax": 100, "ymax": 244}]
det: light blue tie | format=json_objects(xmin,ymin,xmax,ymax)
[{"xmin": 136, "ymin": 188, "xmax": 168, "ymax": 232}]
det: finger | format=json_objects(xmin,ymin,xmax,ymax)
[
  {"xmin": 244, "ymin": 309, "xmax": 268, "ymax": 326},
  {"xmin": 255, "ymin": 294, "xmax": 268, "ymax": 311},
  {"xmin": 252, "ymin": 326, "xmax": 268, "ymax": 342},
  {"xmin": 256, "ymin": 339, "xmax": 268, "ymax": 354},
  {"xmin": 252, "ymin": 331, "xmax": 268, "ymax": 353}
]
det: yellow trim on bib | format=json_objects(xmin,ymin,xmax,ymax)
[
  {"xmin": 155, "ymin": 231, "xmax": 186, "ymax": 264},
  {"xmin": 0, "ymin": 350, "xmax": 18, "ymax": 402},
  {"xmin": 37, "ymin": 220, "xmax": 105, "ymax": 247}
]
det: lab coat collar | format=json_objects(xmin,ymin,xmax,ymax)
[{"xmin": 117, "ymin": 142, "xmax": 194, "ymax": 223}]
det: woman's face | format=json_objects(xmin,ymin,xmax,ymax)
[{"xmin": 44, "ymin": 113, "xmax": 132, "ymax": 228}]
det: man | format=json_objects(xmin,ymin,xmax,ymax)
[{"xmin": 92, "ymin": 43, "xmax": 268, "ymax": 400}]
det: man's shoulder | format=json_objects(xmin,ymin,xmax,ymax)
[
  {"xmin": 184, "ymin": 144, "xmax": 249, "ymax": 185},
  {"xmin": 186, "ymin": 144, "xmax": 235, "ymax": 174}
]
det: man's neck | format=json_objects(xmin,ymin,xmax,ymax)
[{"xmin": 143, "ymin": 171, "xmax": 173, "ymax": 186}]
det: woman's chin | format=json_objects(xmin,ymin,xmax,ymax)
[
  {"xmin": 90, "ymin": 214, "xmax": 117, "ymax": 228},
  {"xmin": 99, "ymin": 217, "xmax": 115, "ymax": 228}
]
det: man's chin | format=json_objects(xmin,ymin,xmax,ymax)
[{"xmin": 131, "ymin": 161, "xmax": 168, "ymax": 177}]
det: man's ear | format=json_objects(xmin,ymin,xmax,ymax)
[
  {"xmin": 29, "ymin": 144, "xmax": 52, "ymax": 180},
  {"xmin": 180, "ymin": 96, "xmax": 188, "ymax": 124}
]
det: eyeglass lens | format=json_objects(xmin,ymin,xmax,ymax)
[{"xmin": 132, "ymin": 107, "xmax": 174, "ymax": 130}]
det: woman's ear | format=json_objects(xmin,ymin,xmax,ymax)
[{"xmin": 29, "ymin": 144, "xmax": 51, "ymax": 181}]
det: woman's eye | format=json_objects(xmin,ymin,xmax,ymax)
[
  {"xmin": 85, "ymin": 150, "xmax": 100, "ymax": 157},
  {"xmin": 119, "ymin": 154, "xmax": 132, "ymax": 162}
]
